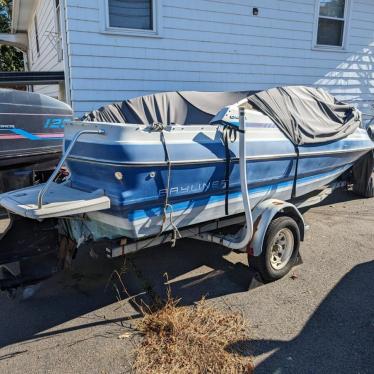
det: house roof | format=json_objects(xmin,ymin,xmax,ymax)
[
  {"xmin": 0, "ymin": 33, "xmax": 27, "ymax": 51},
  {"xmin": 11, "ymin": 0, "xmax": 37, "ymax": 33}
]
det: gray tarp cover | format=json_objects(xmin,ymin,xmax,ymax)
[
  {"xmin": 247, "ymin": 86, "xmax": 361, "ymax": 145},
  {"xmin": 82, "ymin": 91, "xmax": 254, "ymax": 125},
  {"xmin": 82, "ymin": 86, "xmax": 361, "ymax": 145}
]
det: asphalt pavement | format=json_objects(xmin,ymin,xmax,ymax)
[{"xmin": 0, "ymin": 190, "xmax": 373, "ymax": 373}]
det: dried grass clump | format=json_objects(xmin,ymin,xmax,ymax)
[{"xmin": 133, "ymin": 294, "xmax": 253, "ymax": 374}]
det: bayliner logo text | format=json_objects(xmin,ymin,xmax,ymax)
[{"xmin": 159, "ymin": 180, "xmax": 227, "ymax": 197}]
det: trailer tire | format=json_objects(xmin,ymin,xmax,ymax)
[
  {"xmin": 352, "ymin": 151, "xmax": 374, "ymax": 198},
  {"xmin": 250, "ymin": 216, "xmax": 300, "ymax": 282}
]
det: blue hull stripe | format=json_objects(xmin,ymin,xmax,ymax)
[
  {"xmin": 126, "ymin": 166, "xmax": 347, "ymax": 222},
  {"xmin": 11, "ymin": 128, "xmax": 40, "ymax": 140},
  {"xmin": 2, "ymin": 128, "xmax": 62, "ymax": 141}
]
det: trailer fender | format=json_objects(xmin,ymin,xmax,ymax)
[{"xmin": 248, "ymin": 199, "xmax": 305, "ymax": 256}]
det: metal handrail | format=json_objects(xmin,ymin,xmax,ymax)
[
  {"xmin": 198, "ymin": 103, "xmax": 254, "ymax": 250},
  {"xmin": 37, "ymin": 129, "xmax": 105, "ymax": 209}
]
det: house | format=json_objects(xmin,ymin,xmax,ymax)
[{"xmin": 0, "ymin": 0, "xmax": 373, "ymax": 122}]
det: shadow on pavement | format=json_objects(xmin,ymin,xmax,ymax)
[
  {"xmin": 123, "ymin": 237, "xmax": 263, "ymax": 307},
  {"xmin": 300, "ymin": 189, "xmax": 362, "ymax": 213},
  {"xmin": 228, "ymin": 260, "xmax": 374, "ymax": 374},
  {"xmin": 0, "ymin": 236, "xmax": 257, "ymax": 349},
  {"xmin": 0, "ymin": 245, "xmax": 138, "ymax": 349},
  {"xmin": 0, "ymin": 190, "xmax": 368, "ymax": 356}
]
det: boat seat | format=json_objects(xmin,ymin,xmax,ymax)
[{"xmin": 0, "ymin": 182, "xmax": 110, "ymax": 220}]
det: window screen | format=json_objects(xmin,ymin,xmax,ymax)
[
  {"xmin": 108, "ymin": 0, "xmax": 153, "ymax": 30},
  {"xmin": 316, "ymin": 0, "xmax": 346, "ymax": 47}
]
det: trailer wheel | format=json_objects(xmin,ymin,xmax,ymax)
[{"xmin": 250, "ymin": 216, "xmax": 300, "ymax": 282}]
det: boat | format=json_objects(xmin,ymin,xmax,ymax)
[
  {"xmin": 1, "ymin": 87, "xmax": 373, "ymax": 238},
  {"xmin": 0, "ymin": 89, "xmax": 73, "ymax": 195},
  {"xmin": 0, "ymin": 86, "xmax": 373, "ymax": 286}
]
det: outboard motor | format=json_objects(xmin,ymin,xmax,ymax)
[
  {"xmin": 0, "ymin": 89, "xmax": 72, "ymax": 196},
  {"xmin": 0, "ymin": 90, "xmax": 72, "ymax": 295},
  {"xmin": 367, "ymin": 124, "xmax": 374, "ymax": 141}
]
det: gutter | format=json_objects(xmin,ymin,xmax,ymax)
[{"xmin": 0, "ymin": 71, "xmax": 65, "ymax": 86}]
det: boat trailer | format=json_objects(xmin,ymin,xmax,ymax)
[{"xmin": 0, "ymin": 104, "xmax": 355, "ymax": 293}]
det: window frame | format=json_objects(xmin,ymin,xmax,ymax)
[
  {"xmin": 100, "ymin": 0, "xmax": 162, "ymax": 37},
  {"xmin": 34, "ymin": 15, "xmax": 40, "ymax": 56},
  {"xmin": 54, "ymin": 0, "xmax": 63, "ymax": 62},
  {"xmin": 312, "ymin": 0, "xmax": 352, "ymax": 51},
  {"xmin": 28, "ymin": 31, "xmax": 34, "ymax": 65}
]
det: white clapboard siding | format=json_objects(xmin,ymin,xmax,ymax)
[
  {"xmin": 63, "ymin": 0, "xmax": 374, "ymax": 121},
  {"xmin": 27, "ymin": 0, "xmax": 63, "ymax": 98}
]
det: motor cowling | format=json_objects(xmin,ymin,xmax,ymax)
[{"xmin": 367, "ymin": 124, "xmax": 374, "ymax": 141}]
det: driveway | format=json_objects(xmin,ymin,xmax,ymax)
[{"xmin": 0, "ymin": 190, "xmax": 373, "ymax": 373}]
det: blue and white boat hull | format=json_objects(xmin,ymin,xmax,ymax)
[{"xmin": 61, "ymin": 110, "xmax": 373, "ymax": 240}]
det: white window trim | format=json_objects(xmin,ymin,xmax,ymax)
[
  {"xmin": 34, "ymin": 15, "xmax": 40, "ymax": 57},
  {"xmin": 312, "ymin": 0, "xmax": 352, "ymax": 51},
  {"xmin": 26, "ymin": 0, "xmax": 39, "ymax": 67},
  {"xmin": 99, "ymin": 0, "xmax": 162, "ymax": 38}
]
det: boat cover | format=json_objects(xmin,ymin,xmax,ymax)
[
  {"xmin": 82, "ymin": 86, "xmax": 361, "ymax": 145},
  {"xmin": 81, "ymin": 91, "xmax": 255, "ymax": 124},
  {"xmin": 247, "ymin": 86, "xmax": 361, "ymax": 145}
]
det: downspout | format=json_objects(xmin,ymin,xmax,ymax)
[
  {"xmin": 197, "ymin": 103, "xmax": 254, "ymax": 251},
  {"xmin": 60, "ymin": 0, "xmax": 71, "ymax": 106}
]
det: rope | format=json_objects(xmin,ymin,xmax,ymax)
[
  {"xmin": 164, "ymin": 203, "xmax": 182, "ymax": 247},
  {"xmin": 150, "ymin": 122, "xmax": 181, "ymax": 246},
  {"xmin": 222, "ymin": 125, "xmax": 240, "ymax": 215}
]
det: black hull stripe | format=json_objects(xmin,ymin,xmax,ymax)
[{"xmin": 66, "ymin": 147, "xmax": 372, "ymax": 168}]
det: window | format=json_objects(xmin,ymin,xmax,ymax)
[
  {"xmin": 315, "ymin": 0, "xmax": 349, "ymax": 48},
  {"xmin": 109, "ymin": 0, "xmax": 152, "ymax": 30},
  {"xmin": 101, "ymin": 0, "xmax": 160, "ymax": 36},
  {"xmin": 34, "ymin": 16, "xmax": 40, "ymax": 55}
]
